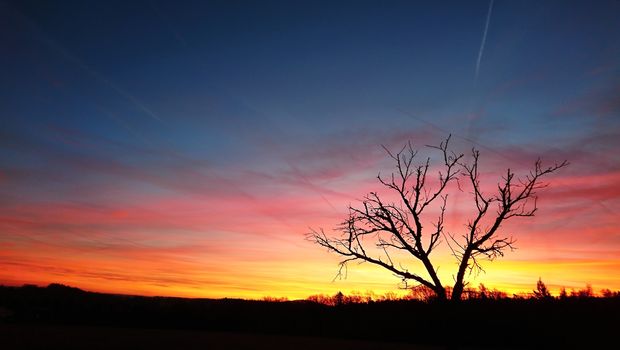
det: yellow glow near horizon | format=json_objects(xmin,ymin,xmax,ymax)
[{"xmin": 1, "ymin": 150, "xmax": 619, "ymax": 300}]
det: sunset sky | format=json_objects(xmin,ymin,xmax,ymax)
[{"xmin": 1, "ymin": 0, "xmax": 619, "ymax": 299}]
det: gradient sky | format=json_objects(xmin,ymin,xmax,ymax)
[{"xmin": 1, "ymin": 0, "xmax": 619, "ymax": 299}]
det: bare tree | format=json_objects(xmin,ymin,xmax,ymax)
[{"xmin": 308, "ymin": 135, "xmax": 567, "ymax": 301}]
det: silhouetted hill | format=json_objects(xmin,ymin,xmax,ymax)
[{"xmin": 1, "ymin": 284, "xmax": 618, "ymax": 349}]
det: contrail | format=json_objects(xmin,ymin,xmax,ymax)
[
  {"xmin": 44, "ymin": 38, "xmax": 164, "ymax": 122},
  {"xmin": 11, "ymin": 6, "xmax": 163, "ymax": 122},
  {"xmin": 474, "ymin": 0, "xmax": 494, "ymax": 85}
]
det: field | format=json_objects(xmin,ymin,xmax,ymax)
[
  {"xmin": 1, "ymin": 324, "xmax": 439, "ymax": 350},
  {"xmin": 1, "ymin": 284, "xmax": 618, "ymax": 349}
]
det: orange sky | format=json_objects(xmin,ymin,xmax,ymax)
[{"xmin": 2, "ymin": 147, "xmax": 619, "ymax": 299}]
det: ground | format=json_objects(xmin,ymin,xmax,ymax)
[{"xmin": 0, "ymin": 324, "xmax": 440, "ymax": 350}]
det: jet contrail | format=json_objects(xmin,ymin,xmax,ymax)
[
  {"xmin": 12, "ymin": 6, "xmax": 163, "ymax": 122},
  {"xmin": 45, "ymin": 38, "xmax": 164, "ymax": 122},
  {"xmin": 474, "ymin": 0, "xmax": 494, "ymax": 85}
]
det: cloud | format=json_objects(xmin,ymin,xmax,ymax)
[
  {"xmin": 2, "ymin": 120, "xmax": 619, "ymax": 297},
  {"xmin": 552, "ymin": 79, "xmax": 620, "ymax": 120}
]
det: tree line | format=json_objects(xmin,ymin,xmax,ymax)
[{"xmin": 305, "ymin": 278, "xmax": 619, "ymax": 305}]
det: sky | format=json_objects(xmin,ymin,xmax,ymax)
[{"xmin": 1, "ymin": 0, "xmax": 619, "ymax": 299}]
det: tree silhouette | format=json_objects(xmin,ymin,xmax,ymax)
[
  {"xmin": 309, "ymin": 136, "xmax": 567, "ymax": 301},
  {"xmin": 533, "ymin": 278, "xmax": 552, "ymax": 299},
  {"xmin": 559, "ymin": 287, "xmax": 568, "ymax": 299}
]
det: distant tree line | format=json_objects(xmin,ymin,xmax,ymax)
[
  {"xmin": 305, "ymin": 278, "xmax": 620, "ymax": 305},
  {"xmin": 1, "ymin": 282, "xmax": 618, "ymax": 348}
]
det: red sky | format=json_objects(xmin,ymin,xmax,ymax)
[{"xmin": 2, "ymin": 132, "xmax": 619, "ymax": 298}]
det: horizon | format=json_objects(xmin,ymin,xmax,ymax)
[
  {"xmin": 1, "ymin": 0, "xmax": 619, "ymax": 300},
  {"xmin": 1, "ymin": 280, "xmax": 611, "ymax": 301}
]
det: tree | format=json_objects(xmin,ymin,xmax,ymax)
[
  {"xmin": 478, "ymin": 283, "xmax": 489, "ymax": 299},
  {"xmin": 533, "ymin": 278, "xmax": 552, "ymax": 299},
  {"xmin": 406, "ymin": 284, "xmax": 437, "ymax": 302},
  {"xmin": 559, "ymin": 287, "xmax": 568, "ymax": 299},
  {"xmin": 308, "ymin": 135, "xmax": 567, "ymax": 301}
]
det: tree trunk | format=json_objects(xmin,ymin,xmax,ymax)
[
  {"xmin": 419, "ymin": 254, "xmax": 446, "ymax": 301},
  {"xmin": 434, "ymin": 286, "xmax": 447, "ymax": 301},
  {"xmin": 451, "ymin": 281, "xmax": 464, "ymax": 301},
  {"xmin": 451, "ymin": 250, "xmax": 472, "ymax": 301}
]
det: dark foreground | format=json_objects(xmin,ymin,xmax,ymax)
[
  {"xmin": 1, "ymin": 284, "xmax": 618, "ymax": 349},
  {"xmin": 0, "ymin": 324, "xmax": 435, "ymax": 350}
]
